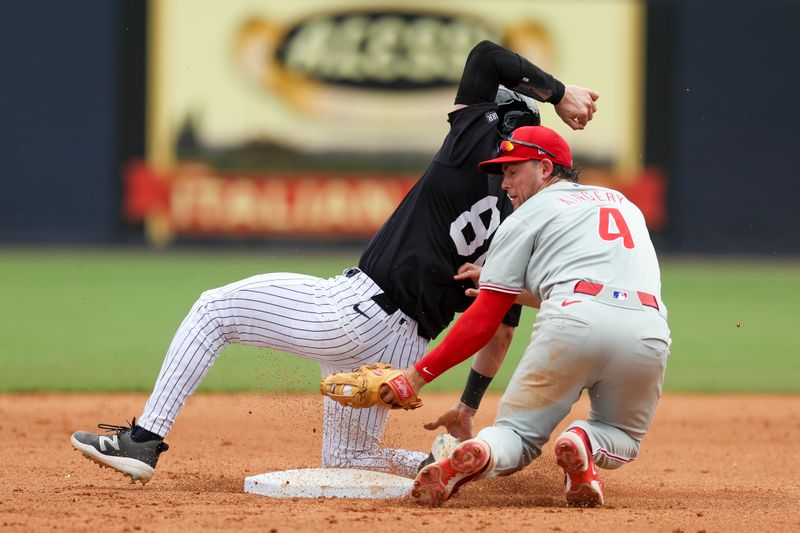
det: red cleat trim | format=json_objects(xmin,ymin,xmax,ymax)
[
  {"xmin": 554, "ymin": 428, "xmax": 605, "ymax": 508},
  {"xmin": 411, "ymin": 439, "xmax": 491, "ymax": 507}
]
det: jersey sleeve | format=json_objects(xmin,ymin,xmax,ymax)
[
  {"xmin": 454, "ymin": 40, "xmax": 565, "ymax": 105},
  {"xmin": 479, "ymin": 216, "xmax": 535, "ymax": 294}
]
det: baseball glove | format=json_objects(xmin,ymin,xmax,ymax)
[{"xmin": 320, "ymin": 363, "xmax": 423, "ymax": 410}]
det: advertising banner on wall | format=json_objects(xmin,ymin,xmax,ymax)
[{"xmin": 127, "ymin": 0, "xmax": 663, "ymax": 243}]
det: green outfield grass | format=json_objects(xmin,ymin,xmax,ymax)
[{"xmin": 1, "ymin": 248, "xmax": 798, "ymax": 393}]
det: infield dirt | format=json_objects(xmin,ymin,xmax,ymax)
[{"xmin": 1, "ymin": 393, "xmax": 798, "ymax": 532}]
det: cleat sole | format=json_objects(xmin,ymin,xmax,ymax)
[
  {"xmin": 554, "ymin": 431, "xmax": 604, "ymax": 508},
  {"xmin": 565, "ymin": 482, "xmax": 603, "ymax": 508},
  {"xmin": 71, "ymin": 436, "xmax": 153, "ymax": 484},
  {"xmin": 72, "ymin": 448, "xmax": 149, "ymax": 485}
]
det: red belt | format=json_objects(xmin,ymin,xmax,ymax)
[{"xmin": 574, "ymin": 281, "xmax": 659, "ymax": 310}]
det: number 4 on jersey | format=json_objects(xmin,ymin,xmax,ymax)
[{"xmin": 598, "ymin": 207, "xmax": 635, "ymax": 249}]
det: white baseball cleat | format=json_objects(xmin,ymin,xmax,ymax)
[
  {"xmin": 416, "ymin": 433, "xmax": 461, "ymax": 473},
  {"xmin": 554, "ymin": 428, "xmax": 604, "ymax": 507}
]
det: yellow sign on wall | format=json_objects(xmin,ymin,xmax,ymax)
[
  {"xmin": 136, "ymin": 0, "xmax": 652, "ymax": 243},
  {"xmin": 149, "ymin": 0, "xmax": 643, "ymax": 171}
]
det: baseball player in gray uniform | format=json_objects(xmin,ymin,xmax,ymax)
[{"xmin": 371, "ymin": 125, "xmax": 670, "ymax": 506}]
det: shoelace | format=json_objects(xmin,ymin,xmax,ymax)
[
  {"xmin": 95, "ymin": 418, "xmax": 169, "ymax": 451},
  {"xmin": 97, "ymin": 417, "xmax": 137, "ymax": 433}
]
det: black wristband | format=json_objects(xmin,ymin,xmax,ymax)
[
  {"xmin": 460, "ymin": 368, "xmax": 494, "ymax": 410},
  {"xmin": 544, "ymin": 80, "xmax": 566, "ymax": 105},
  {"xmin": 502, "ymin": 303, "xmax": 522, "ymax": 328}
]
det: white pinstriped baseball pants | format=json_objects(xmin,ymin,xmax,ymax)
[{"xmin": 137, "ymin": 269, "xmax": 429, "ymax": 477}]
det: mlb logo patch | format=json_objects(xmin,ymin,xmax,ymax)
[
  {"xmin": 612, "ymin": 290, "xmax": 628, "ymax": 301},
  {"xmin": 484, "ymin": 111, "xmax": 499, "ymax": 123}
]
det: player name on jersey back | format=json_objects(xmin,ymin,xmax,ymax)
[{"xmin": 555, "ymin": 187, "xmax": 626, "ymax": 206}]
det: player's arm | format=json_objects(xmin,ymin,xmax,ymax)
[
  {"xmin": 453, "ymin": 40, "xmax": 599, "ymax": 130},
  {"xmin": 397, "ymin": 288, "xmax": 518, "ymax": 397},
  {"xmin": 514, "ymin": 291, "xmax": 542, "ymax": 308},
  {"xmin": 325, "ymin": 275, "xmax": 518, "ymax": 414},
  {"xmin": 423, "ymin": 322, "xmax": 515, "ymax": 440},
  {"xmin": 414, "ymin": 262, "xmax": 518, "ymax": 438},
  {"xmin": 371, "ymin": 289, "xmax": 512, "ymax": 420},
  {"xmin": 330, "ymin": 221, "xmax": 533, "ymax": 412},
  {"xmin": 403, "ymin": 218, "xmax": 533, "ymax": 394}
]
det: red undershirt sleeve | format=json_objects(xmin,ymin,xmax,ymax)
[{"xmin": 413, "ymin": 289, "xmax": 518, "ymax": 382}]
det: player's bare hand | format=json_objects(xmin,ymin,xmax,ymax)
[
  {"xmin": 555, "ymin": 85, "xmax": 600, "ymax": 130},
  {"xmin": 454, "ymin": 262, "xmax": 481, "ymax": 289},
  {"xmin": 379, "ymin": 384, "xmax": 396, "ymax": 405},
  {"xmin": 423, "ymin": 402, "xmax": 477, "ymax": 442}
]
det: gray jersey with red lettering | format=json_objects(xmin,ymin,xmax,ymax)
[
  {"xmin": 479, "ymin": 181, "xmax": 663, "ymax": 307},
  {"xmin": 473, "ymin": 179, "xmax": 670, "ymax": 479}
]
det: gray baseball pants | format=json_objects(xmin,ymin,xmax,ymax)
[{"xmin": 477, "ymin": 282, "xmax": 670, "ymax": 475}]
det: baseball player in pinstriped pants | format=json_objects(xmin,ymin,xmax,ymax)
[
  {"xmin": 141, "ymin": 269, "xmax": 429, "ymax": 473},
  {"xmin": 70, "ymin": 40, "xmax": 600, "ymax": 483}
]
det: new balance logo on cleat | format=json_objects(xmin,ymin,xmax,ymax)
[{"xmin": 98, "ymin": 435, "xmax": 120, "ymax": 452}]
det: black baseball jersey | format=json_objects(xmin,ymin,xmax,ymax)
[{"xmin": 359, "ymin": 102, "xmax": 519, "ymax": 340}]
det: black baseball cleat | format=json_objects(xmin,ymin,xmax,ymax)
[{"xmin": 70, "ymin": 418, "xmax": 168, "ymax": 485}]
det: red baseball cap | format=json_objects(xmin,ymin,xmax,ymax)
[{"xmin": 478, "ymin": 125, "xmax": 573, "ymax": 174}]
